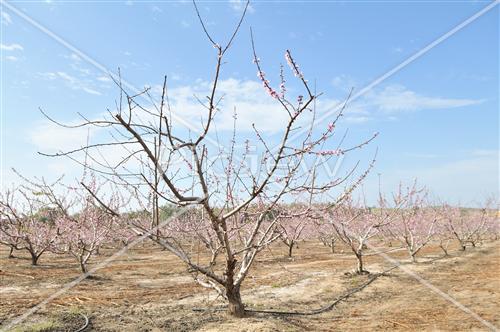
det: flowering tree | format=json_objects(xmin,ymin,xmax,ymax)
[
  {"xmin": 326, "ymin": 196, "xmax": 392, "ymax": 274},
  {"xmin": 53, "ymin": 178, "xmax": 119, "ymax": 274},
  {"xmin": 0, "ymin": 181, "xmax": 62, "ymax": 266},
  {"xmin": 0, "ymin": 206, "xmax": 21, "ymax": 258},
  {"xmin": 385, "ymin": 186, "xmax": 437, "ymax": 263},
  {"xmin": 276, "ymin": 205, "xmax": 315, "ymax": 258},
  {"xmin": 317, "ymin": 220, "xmax": 338, "ymax": 254},
  {"xmin": 40, "ymin": 3, "xmax": 376, "ymax": 317},
  {"xmin": 439, "ymin": 203, "xmax": 493, "ymax": 251}
]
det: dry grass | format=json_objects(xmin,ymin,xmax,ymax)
[{"xmin": 0, "ymin": 240, "xmax": 498, "ymax": 331}]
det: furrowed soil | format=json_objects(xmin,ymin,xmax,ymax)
[{"xmin": 0, "ymin": 241, "xmax": 498, "ymax": 331}]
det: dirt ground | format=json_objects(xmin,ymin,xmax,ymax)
[{"xmin": 0, "ymin": 240, "xmax": 499, "ymax": 331}]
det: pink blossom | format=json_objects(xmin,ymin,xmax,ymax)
[{"xmin": 285, "ymin": 50, "xmax": 304, "ymax": 79}]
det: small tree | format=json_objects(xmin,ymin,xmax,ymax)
[
  {"xmin": 0, "ymin": 182, "xmax": 61, "ymax": 266},
  {"xmin": 54, "ymin": 179, "xmax": 118, "ymax": 274},
  {"xmin": 277, "ymin": 206, "xmax": 313, "ymax": 258},
  {"xmin": 440, "ymin": 204, "xmax": 490, "ymax": 251},
  {"xmin": 317, "ymin": 220, "xmax": 338, "ymax": 254},
  {"xmin": 327, "ymin": 196, "xmax": 391, "ymax": 274},
  {"xmin": 386, "ymin": 186, "xmax": 437, "ymax": 263}
]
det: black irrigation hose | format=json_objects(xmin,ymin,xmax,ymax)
[
  {"xmin": 193, "ymin": 265, "xmax": 398, "ymax": 316},
  {"xmin": 74, "ymin": 313, "xmax": 90, "ymax": 332}
]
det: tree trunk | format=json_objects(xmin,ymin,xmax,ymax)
[
  {"xmin": 459, "ymin": 242, "xmax": 466, "ymax": 251},
  {"xmin": 224, "ymin": 257, "xmax": 245, "ymax": 317},
  {"xmin": 355, "ymin": 254, "xmax": 365, "ymax": 274},
  {"xmin": 330, "ymin": 239, "xmax": 335, "ymax": 254},
  {"xmin": 287, "ymin": 241, "xmax": 294, "ymax": 258},
  {"xmin": 411, "ymin": 253, "xmax": 417, "ymax": 263},
  {"xmin": 30, "ymin": 252, "xmax": 39, "ymax": 266},
  {"xmin": 80, "ymin": 261, "xmax": 88, "ymax": 274},
  {"xmin": 439, "ymin": 244, "xmax": 448, "ymax": 256},
  {"xmin": 226, "ymin": 285, "xmax": 245, "ymax": 317},
  {"xmin": 8, "ymin": 246, "xmax": 14, "ymax": 258}
]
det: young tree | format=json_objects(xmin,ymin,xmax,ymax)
[
  {"xmin": 0, "ymin": 183, "xmax": 61, "ymax": 266},
  {"xmin": 40, "ymin": 2, "xmax": 376, "ymax": 316},
  {"xmin": 277, "ymin": 205, "xmax": 313, "ymax": 258},
  {"xmin": 440, "ymin": 204, "xmax": 491, "ymax": 251},
  {"xmin": 327, "ymin": 196, "xmax": 391, "ymax": 274},
  {"xmin": 54, "ymin": 179, "xmax": 118, "ymax": 274},
  {"xmin": 317, "ymin": 220, "xmax": 338, "ymax": 254},
  {"xmin": 386, "ymin": 186, "xmax": 437, "ymax": 263}
]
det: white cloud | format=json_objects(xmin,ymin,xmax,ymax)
[
  {"xmin": 162, "ymin": 78, "xmax": 295, "ymax": 133},
  {"xmin": 403, "ymin": 152, "xmax": 438, "ymax": 159},
  {"xmin": 38, "ymin": 71, "xmax": 102, "ymax": 96},
  {"xmin": 171, "ymin": 74, "xmax": 181, "ymax": 81},
  {"xmin": 1, "ymin": 12, "xmax": 12, "ymax": 26},
  {"xmin": 96, "ymin": 75, "xmax": 112, "ymax": 82},
  {"xmin": 331, "ymin": 79, "xmax": 484, "ymax": 121},
  {"xmin": 144, "ymin": 79, "xmax": 485, "ymax": 132},
  {"xmin": 180, "ymin": 20, "xmax": 190, "ymax": 28},
  {"xmin": 29, "ymin": 116, "xmax": 147, "ymax": 178},
  {"xmin": 151, "ymin": 5, "xmax": 162, "ymax": 13},
  {"xmin": 331, "ymin": 75, "xmax": 357, "ymax": 91},
  {"xmin": 344, "ymin": 116, "xmax": 371, "ymax": 124},
  {"xmin": 66, "ymin": 53, "xmax": 82, "ymax": 62},
  {"xmin": 4, "ymin": 55, "xmax": 18, "ymax": 61},
  {"xmin": 30, "ymin": 121, "xmax": 92, "ymax": 153},
  {"xmin": 470, "ymin": 149, "xmax": 499, "ymax": 157},
  {"xmin": 1, "ymin": 43, "xmax": 23, "ymax": 51},
  {"xmin": 367, "ymin": 85, "xmax": 484, "ymax": 113},
  {"xmin": 229, "ymin": 0, "xmax": 255, "ymax": 13},
  {"xmin": 82, "ymin": 87, "xmax": 102, "ymax": 95}
]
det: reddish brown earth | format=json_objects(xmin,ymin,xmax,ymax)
[{"xmin": 0, "ymin": 240, "xmax": 499, "ymax": 331}]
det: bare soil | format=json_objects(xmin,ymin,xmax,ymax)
[{"xmin": 0, "ymin": 240, "xmax": 498, "ymax": 331}]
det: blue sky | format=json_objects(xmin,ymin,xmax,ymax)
[{"xmin": 1, "ymin": 0, "xmax": 498, "ymax": 206}]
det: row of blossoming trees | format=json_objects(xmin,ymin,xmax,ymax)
[
  {"xmin": 1, "ymin": 178, "xmax": 497, "ymax": 271},
  {"xmin": 1, "ymin": 2, "xmax": 498, "ymax": 318}
]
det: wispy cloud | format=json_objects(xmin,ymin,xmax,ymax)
[
  {"xmin": 38, "ymin": 71, "xmax": 102, "ymax": 95},
  {"xmin": 332, "ymin": 74, "xmax": 357, "ymax": 91},
  {"xmin": 229, "ymin": 0, "xmax": 255, "ymax": 14},
  {"xmin": 344, "ymin": 116, "xmax": 371, "ymax": 124},
  {"xmin": 160, "ymin": 78, "xmax": 289, "ymax": 132},
  {"xmin": 332, "ymin": 77, "xmax": 484, "ymax": 118},
  {"xmin": 1, "ymin": 12, "xmax": 12, "ymax": 26},
  {"xmin": 404, "ymin": 152, "xmax": 438, "ymax": 159},
  {"xmin": 392, "ymin": 46, "xmax": 404, "ymax": 53},
  {"xmin": 1, "ymin": 43, "xmax": 23, "ymax": 51},
  {"xmin": 369, "ymin": 85, "xmax": 484, "ymax": 113},
  {"xmin": 96, "ymin": 75, "xmax": 112, "ymax": 83},
  {"xmin": 4, "ymin": 55, "xmax": 19, "ymax": 61},
  {"xmin": 470, "ymin": 149, "xmax": 498, "ymax": 157},
  {"xmin": 151, "ymin": 5, "xmax": 162, "ymax": 13},
  {"xmin": 142, "ymin": 78, "xmax": 485, "ymax": 132}
]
